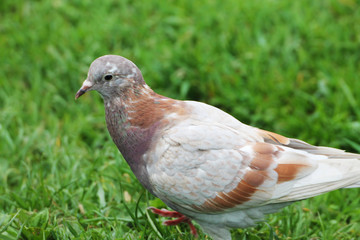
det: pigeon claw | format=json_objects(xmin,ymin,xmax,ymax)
[
  {"xmin": 147, "ymin": 207, "xmax": 183, "ymax": 218},
  {"xmin": 148, "ymin": 207, "xmax": 198, "ymax": 237}
]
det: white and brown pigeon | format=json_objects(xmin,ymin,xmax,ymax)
[{"xmin": 75, "ymin": 55, "xmax": 360, "ymax": 240}]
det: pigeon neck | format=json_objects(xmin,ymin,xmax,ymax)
[
  {"xmin": 105, "ymin": 84, "xmax": 174, "ymax": 128},
  {"xmin": 103, "ymin": 84, "xmax": 177, "ymax": 193}
]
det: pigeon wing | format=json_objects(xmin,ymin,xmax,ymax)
[
  {"xmin": 147, "ymin": 120, "xmax": 319, "ymax": 214},
  {"xmin": 147, "ymin": 101, "xmax": 360, "ymax": 214}
]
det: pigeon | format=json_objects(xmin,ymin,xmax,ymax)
[{"xmin": 75, "ymin": 55, "xmax": 360, "ymax": 240}]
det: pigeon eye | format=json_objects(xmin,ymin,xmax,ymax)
[{"xmin": 104, "ymin": 74, "xmax": 113, "ymax": 81}]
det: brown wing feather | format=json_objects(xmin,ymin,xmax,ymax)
[
  {"xmin": 192, "ymin": 142, "xmax": 316, "ymax": 213},
  {"xmin": 258, "ymin": 129, "xmax": 290, "ymax": 145},
  {"xmin": 275, "ymin": 164, "xmax": 312, "ymax": 183}
]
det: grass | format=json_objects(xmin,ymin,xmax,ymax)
[{"xmin": 1, "ymin": 0, "xmax": 360, "ymax": 239}]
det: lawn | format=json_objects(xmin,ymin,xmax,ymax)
[{"xmin": 1, "ymin": 0, "xmax": 360, "ymax": 239}]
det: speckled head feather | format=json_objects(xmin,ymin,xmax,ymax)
[{"xmin": 75, "ymin": 55, "xmax": 145, "ymax": 99}]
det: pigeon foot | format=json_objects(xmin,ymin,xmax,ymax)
[{"xmin": 148, "ymin": 207, "xmax": 198, "ymax": 237}]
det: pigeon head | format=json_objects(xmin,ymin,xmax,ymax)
[{"xmin": 75, "ymin": 55, "xmax": 145, "ymax": 100}]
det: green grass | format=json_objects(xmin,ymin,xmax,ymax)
[{"xmin": 1, "ymin": 0, "xmax": 360, "ymax": 239}]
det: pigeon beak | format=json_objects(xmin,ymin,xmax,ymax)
[{"xmin": 75, "ymin": 79, "xmax": 93, "ymax": 100}]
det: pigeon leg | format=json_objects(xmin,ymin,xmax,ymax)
[{"xmin": 148, "ymin": 207, "xmax": 198, "ymax": 237}]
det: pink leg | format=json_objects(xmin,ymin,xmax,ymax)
[{"xmin": 148, "ymin": 207, "xmax": 198, "ymax": 237}]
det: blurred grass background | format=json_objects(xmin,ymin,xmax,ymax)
[{"xmin": 1, "ymin": 0, "xmax": 360, "ymax": 239}]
